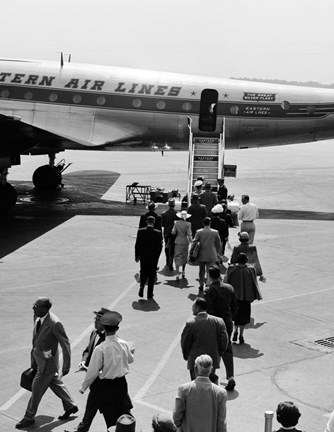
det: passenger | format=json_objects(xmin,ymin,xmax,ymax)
[
  {"xmin": 200, "ymin": 182, "xmax": 218, "ymax": 215},
  {"xmin": 173, "ymin": 354, "xmax": 227, "ymax": 432},
  {"xmin": 187, "ymin": 193, "xmax": 208, "ymax": 237},
  {"xmin": 171, "ymin": 210, "xmax": 192, "ymax": 280},
  {"xmin": 211, "ymin": 204, "xmax": 229, "ymax": 255},
  {"xmin": 161, "ymin": 198, "xmax": 178, "ymax": 271},
  {"xmin": 193, "ymin": 179, "xmax": 203, "ymax": 195},
  {"xmin": 204, "ymin": 265, "xmax": 238, "ymax": 391},
  {"xmin": 217, "ymin": 178, "xmax": 228, "ymax": 202},
  {"xmin": 230, "ymin": 231, "xmax": 266, "ymax": 282},
  {"xmin": 135, "ymin": 216, "xmax": 163, "ymax": 300},
  {"xmin": 224, "ymin": 253, "xmax": 262, "ymax": 344},
  {"xmin": 274, "ymin": 401, "xmax": 303, "ymax": 432},
  {"xmin": 152, "ymin": 413, "xmax": 177, "ymax": 432},
  {"xmin": 237, "ymin": 194, "xmax": 259, "ymax": 244},
  {"xmin": 139, "ymin": 201, "xmax": 162, "ymax": 231},
  {"xmin": 191, "ymin": 217, "xmax": 222, "ymax": 292}
]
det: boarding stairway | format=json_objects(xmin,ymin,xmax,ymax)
[{"xmin": 187, "ymin": 117, "xmax": 225, "ymax": 199}]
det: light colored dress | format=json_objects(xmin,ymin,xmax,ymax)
[{"xmin": 172, "ymin": 219, "xmax": 192, "ymax": 267}]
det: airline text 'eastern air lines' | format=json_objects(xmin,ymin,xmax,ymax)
[{"xmin": 0, "ymin": 72, "xmax": 182, "ymax": 96}]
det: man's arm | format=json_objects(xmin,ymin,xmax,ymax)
[
  {"xmin": 217, "ymin": 319, "xmax": 228, "ymax": 355},
  {"xmin": 180, "ymin": 323, "xmax": 192, "ymax": 361},
  {"xmin": 53, "ymin": 321, "xmax": 71, "ymax": 376},
  {"xmin": 79, "ymin": 348, "xmax": 103, "ymax": 393},
  {"xmin": 217, "ymin": 390, "xmax": 228, "ymax": 432},
  {"xmin": 173, "ymin": 387, "xmax": 185, "ymax": 428}
]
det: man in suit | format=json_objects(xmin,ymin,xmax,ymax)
[
  {"xmin": 161, "ymin": 198, "xmax": 178, "ymax": 271},
  {"xmin": 139, "ymin": 201, "xmax": 162, "ymax": 231},
  {"xmin": 192, "ymin": 216, "xmax": 222, "ymax": 292},
  {"xmin": 16, "ymin": 297, "xmax": 78, "ymax": 429},
  {"xmin": 180, "ymin": 297, "xmax": 228, "ymax": 384},
  {"xmin": 135, "ymin": 215, "xmax": 163, "ymax": 299},
  {"xmin": 187, "ymin": 193, "xmax": 207, "ymax": 237},
  {"xmin": 173, "ymin": 354, "xmax": 227, "ymax": 432},
  {"xmin": 74, "ymin": 307, "xmax": 110, "ymax": 432}
]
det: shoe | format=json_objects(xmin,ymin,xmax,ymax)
[
  {"xmin": 182, "ymin": 272, "xmax": 185, "ymax": 278},
  {"xmin": 232, "ymin": 332, "xmax": 238, "ymax": 342},
  {"xmin": 176, "ymin": 275, "xmax": 180, "ymax": 281},
  {"xmin": 225, "ymin": 378, "xmax": 236, "ymax": 391},
  {"xmin": 138, "ymin": 287, "xmax": 144, "ymax": 298},
  {"xmin": 58, "ymin": 405, "xmax": 78, "ymax": 420},
  {"xmin": 239, "ymin": 336, "xmax": 245, "ymax": 344},
  {"xmin": 15, "ymin": 418, "xmax": 35, "ymax": 429}
]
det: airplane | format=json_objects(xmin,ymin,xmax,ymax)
[{"xmin": 1, "ymin": 56, "xmax": 334, "ymax": 212}]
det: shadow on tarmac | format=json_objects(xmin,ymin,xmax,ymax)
[
  {"xmin": 233, "ymin": 343, "xmax": 264, "ymax": 359},
  {"xmin": 132, "ymin": 299, "xmax": 160, "ymax": 312}
]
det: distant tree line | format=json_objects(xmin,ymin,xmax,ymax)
[{"xmin": 230, "ymin": 77, "xmax": 334, "ymax": 89}]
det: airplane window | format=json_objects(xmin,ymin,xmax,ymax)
[
  {"xmin": 96, "ymin": 96, "xmax": 106, "ymax": 106},
  {"xmin": 230, "ymin": 105, "xmax": 239, "ymax": 115},
  {"xmin": 281, "ymin": 101, "xmax": 290, "ymax": 111},
  {"xmin": 156, "ymin": 100, "xmax": 166, "ymax": 110},
  {"xmin": 73, "ymin": 95, "xmax": 82, "ymax": 104},
  {"xmin": 183, "ymin": 102, "xmax": 192, "ymax": 112},
  {"xmin": 307, "ymin": 105, "xmax": 315, "ymax": 114},
  {"xmin": 132, "ymin": 98, "xmax": 142, "ymax": 108},
  {"xmin": 1, "ymin": 90, "xmax": 9, "ymax": 98},
  {"xmin": 49, "ymin": 93, "xmax": 58, "ymax": 102},
  {"xmin": 24, "ymin": 92, "xmax": 33, "ymax": 100}
]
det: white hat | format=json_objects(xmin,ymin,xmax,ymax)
[
  {"xmin": 211, "ymin": 204, "xmax": 224, "ymax": 214},
  {"xmin": 176, "ymin": 210, "xmax": 191, "ymax": 219},
  {"xmin": 194, "ymin": 180, "xmax": 203, "ymax": 187}
]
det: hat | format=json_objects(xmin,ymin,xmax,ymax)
[
  {"xmin": 146, "ymin": 201, "xmax": 156, "ymax": 210},
  {"xmin": 191, "ymin": 193, "xmax": 199, "ymax": 201},
  {"xmin": 115, "ymin": 414, "xmax": 136, "ymax": 432},
  {"xmin": 239, "ymin": 231, "xmax": 250, "ymax": 240},
  {"xmin": 100, "ymin": 311, "xmax": 123, "ymax": 326},
  {"xmin": 211, "ymin": 204, "xmax": 224, "ymax": 214},
  {"xmin": 176, "ymin": 210, "xmax": 191, "ymax": 219},
  {"xmin": 152, "ymin": 413, "xmax": 177, "ymax": 432},
  {"xmin": 168, "ymin": 198, "xmax": 175, "ymax": 207},
  {"xmin": 194, "ymin": 180, "xmax": 203, "ymax": 187},
  {"xmin": 94, "ymin": 307, "xmax": 111, "ymax": 316},
  {"xmin": 205, "ymin": 182, "xmax": 211, "ymax": 189}
]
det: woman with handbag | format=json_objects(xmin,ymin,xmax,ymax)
[{"xmin": 171, "ymin": 210, "xmax": 192, "ymax": 280}]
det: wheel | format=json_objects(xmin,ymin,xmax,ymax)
[
  {"xmin": 0, "ymin": 182, "xmax": 17, "ymax": 215},
  {"xmin": 32, "ymin": 165, "xmax": 62, "ymax": 190}
]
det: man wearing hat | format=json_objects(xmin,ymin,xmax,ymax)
[
  {"xmin": 79, "ymin": 311, "xmax": 134, "ymax": 430},
  {"xmin": 74, "ymin": 307, "xmax": 111, "ymax": 431},
  {"xmin": 200, "ymin": 182, "xmax": 218, "ymax": 215},
  {"xmin": 187, "ymin": 193, "xmax": 208, "ymax": 237},
  {"xmin": 211, "ymin": 204, "xmax": 229, "ymax": 255},
  {"xmin": 161, "ymin": 198, "xmax": 178, "ymax": 271},
  {"xmin": 237, "ymin": 194, "xmax": 259, "ymax": 244},
  {"xmin": 135, "ymin": 216, "xmax": 163, "ymax": 299},
  {"xmin": 139, "ymin": 201, "xmax": 162, "ymax": 231}
]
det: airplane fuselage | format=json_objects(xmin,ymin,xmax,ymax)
[{"xmin": 0, "ymin": 58, "xmax": 334, "ymax": 158}]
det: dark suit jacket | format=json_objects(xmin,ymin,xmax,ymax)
[
  {"xmin": 82, "ymin": 330, "xmax": 105, "ymax": 367},
  {"xmin": 135, "ymin": 226, "xmax": 163, "ymax": 263},
  {"xmin": 181, "ymin": 312, "xmax": 228, "ymax": 369},
  {"xmin": 139, "ymin": 210, "xmax": 162, "ymax": 231},
  {"xmin": 31, "ymin": 311, "xmax": 71, "ymax": 374}
]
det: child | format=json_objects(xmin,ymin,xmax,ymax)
[{"xmin": 275, "ymin": 401, "xmax": 303, "ymax": 432}]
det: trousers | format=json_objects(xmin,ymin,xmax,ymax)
[{"xmin": 25, "ymin": 371, "xmax": 75, "ymax": 419}]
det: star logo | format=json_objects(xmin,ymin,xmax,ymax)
[
  {"xmin": 191, "ymin": 91, "xmax": 196, "ymax": 96},
  {"xmin": 223, "ymin": 93, "xmax": 229, "ymax": 98}
]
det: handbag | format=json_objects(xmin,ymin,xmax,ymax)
[
  {"xmin": 20, "ymin": 368, "xmax": 37, "ymax": 391},
  {"xmin": 191, "ymin": 241, "xmax": 200, "ymax": 259}
]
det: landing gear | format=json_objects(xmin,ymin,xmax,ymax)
[
  {"xmin": 32, "ymin": 153, "xmax": 66, "ymax": 191},
  {"xmin": 0, "ymin": 168, "xmax": 17, "ymax": 216}
]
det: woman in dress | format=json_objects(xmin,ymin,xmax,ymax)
[
  {"xmin": 172, "ymin": 210, "xmax": 192, "ymax": 280},
  {"xmin": 224, "ymin": 252, "xmax": 262, "ymax": 344}
]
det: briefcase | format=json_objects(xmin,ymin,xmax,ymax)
[{"xmin": 20, "ymin": 368, "xmax": 37, "ymax": 391}]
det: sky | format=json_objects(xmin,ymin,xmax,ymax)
[{"xmin": 2, "ymin": 0, "xmax": 334, "ymax": 84}]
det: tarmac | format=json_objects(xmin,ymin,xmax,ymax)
[{"xmin": 1, "ymin": 141, "xmax": 334, "ymax": 432}]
